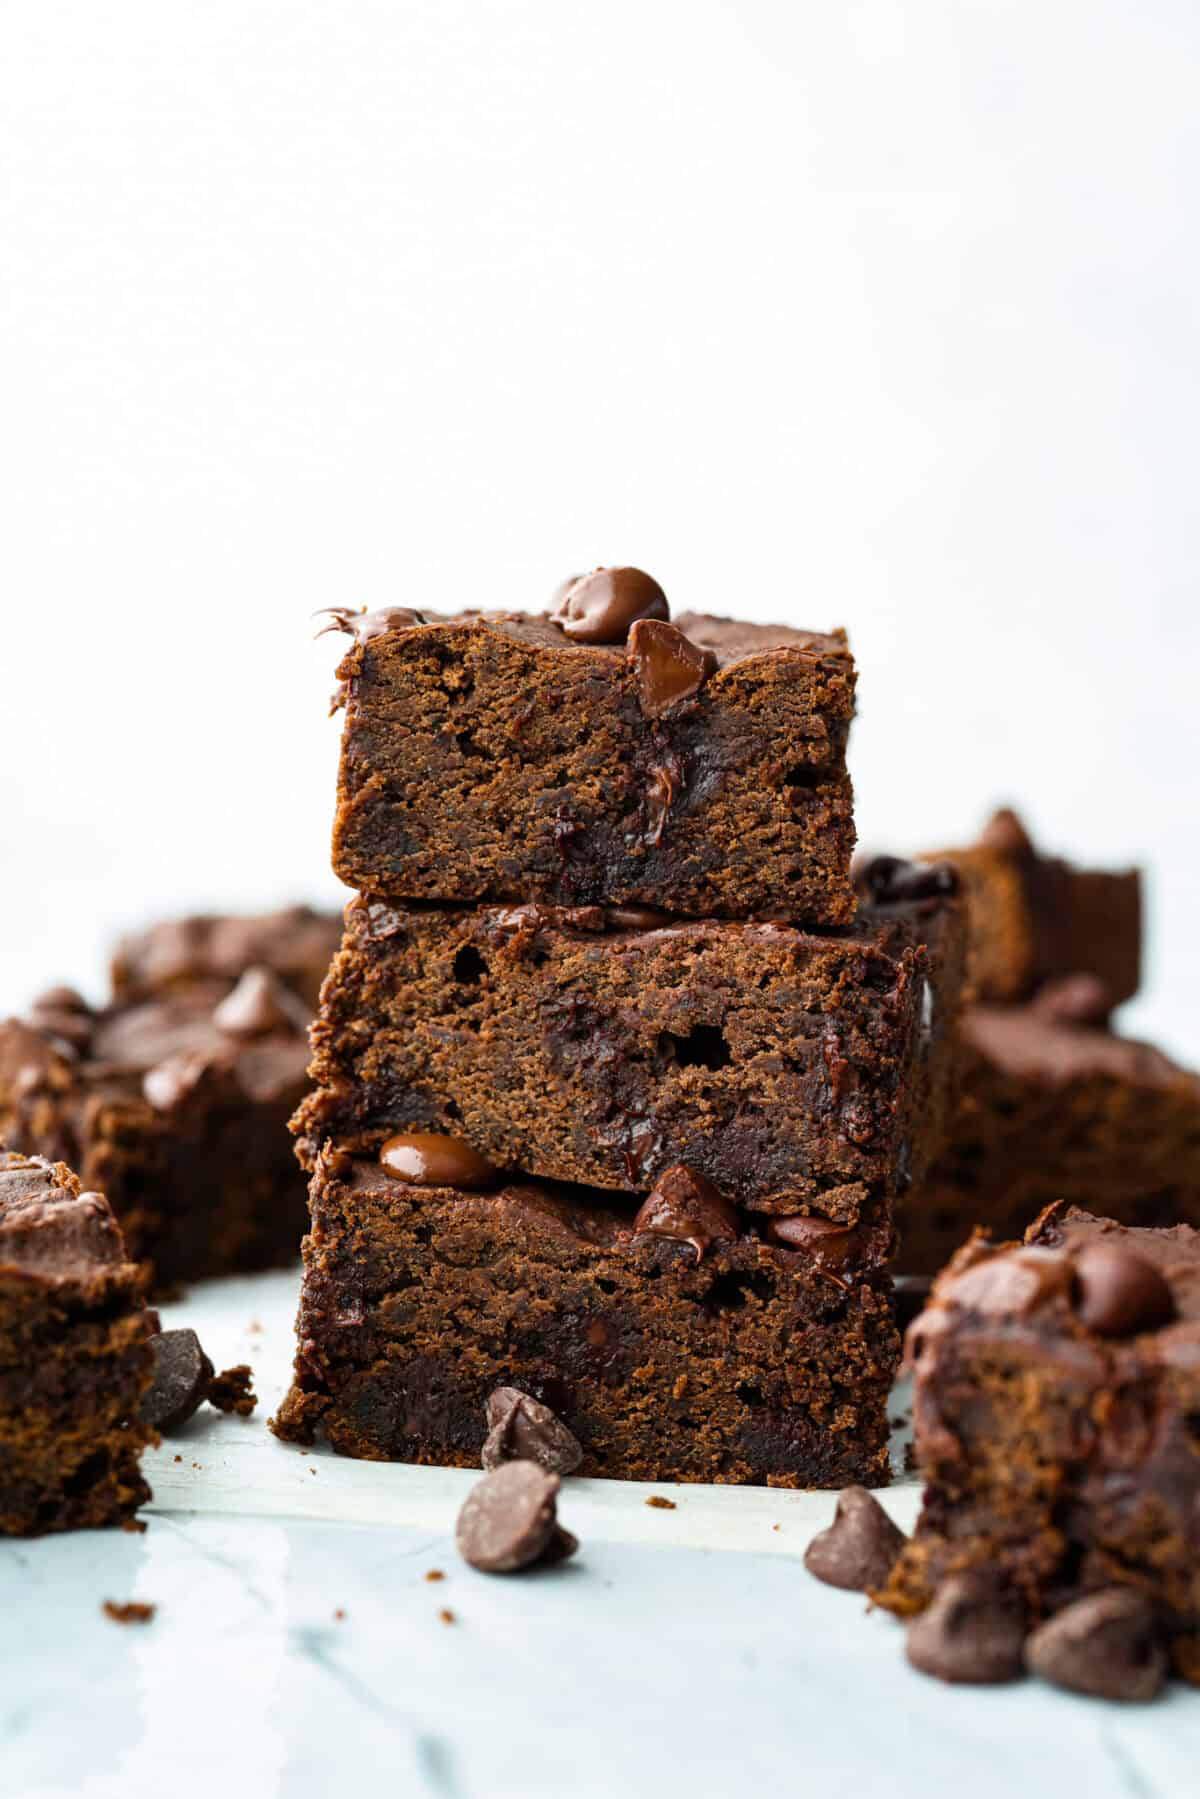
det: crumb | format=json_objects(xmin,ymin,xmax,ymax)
[
  {"xmin": 103, "ymin": 1600, "xmax": 155, "ymax": 1624},
  {"xmin": 439, "ymin": 1608, "xmax": 455, "ymax": 1625},
  {"xmin": 772, "ymin": 1523, "xmax": 780, "ymax": 1533},
  {"xmin": 425, "ymin": 1569, "xmax": 445, "ymax": 1583},
  {"xmin": 121, "ymin": 1517, "xmax": 147, "ymax": 1534},
  {"xmin": 192, "ymin": 1462, "xmax": 201, "ymax": 1469},
  {"xmin": 207, "ymin": 1364, "xmax": 258, "ymax": 1416},
  {"xmin": 309, "ymin": 1467, "xmax": 317, "ymax": 1476},
  {"xmin": 173, "ymin": 1454, "xmax": 182, "ymax": 1464},
  {"xmin": 645, "ymin": 1495, "xmax": 676, "ymax": 1510},
  {"xmin": 247, "ymin": 1320, "xmax": 263, "ymax": 1334},
  {"xmin": 334, "ymin": 1608, "xmax": 346, "ymax": 1621}
]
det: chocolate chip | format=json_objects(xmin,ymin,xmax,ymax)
[
  {"xmin": 632, "ymin": 1166, "xmax": 738, "ymax": 1262},
  {"xmin": 905, "ymin": 1574, "xmax": 1027, "ymax": 1685},
  {"xmin": 1072, "ymin": 1241, "xmax": 1176, "ymax": 1337},
  {"xmin": 553, "ymin": 567, "xmax": 670, "ymax": 644},
  {"xmin": 803, "ymin": 1487, "xmax": 907, "ymax": 1592},
  {"xmin": 946, "ymin": 1246, "xmax": 1076, "ymax": 1317},
  {"xmin": 1024, "ymin": 1589, "xmax": 1167, "ymax": 1702},
  {"xmin": 482, "ymin": 1387, "xmax": 583, "ymax": 1476},
  {"xmin": 627, "ymin": 618, "xmax": 717, "ymax": 717},
  {"xmin": 605, "ymin": 905, "xmax": 675, "ymax": 931},
  {"xmin": 455, "ymin": 1462, "xmax": 578, "ymax": 1573},
  {"xmin": 979, "ymin": 807, "xmax": 1035, "ymax": 858},
  {"xmin": 378, "ymin": 1132, "xmax": 498, "ymax": 1191},
  {"xmin": 315, "ymin": 605, "xmax": 427, "ymax": 643},
  {"xmin": 765, "ymin": 1213, "xmax": 873, "ymax": 1273},
  {"xmin": 212, "ymin": 967, "xmax": 310, "ymax": 1038},
  {"xmin": 28, "ymin": 987, "xmax": 94, "ymax": 1050},
  {"xmin": 1029, "ymin": 974, "xmax": 1113, "ymax": 1027},
  {"xmin": 859, "ymin": 856, "xmax": 960, "ymax": 905},
  {"xmin": 140, "ymin": 1328, "xmax": 214, "ymax": 1433}
]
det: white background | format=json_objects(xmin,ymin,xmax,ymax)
[{"xmin": 1, "ymin": 1, "xmax": 1196, "ymax": 1055}]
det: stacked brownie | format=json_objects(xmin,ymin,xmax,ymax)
[
  {"xmin": 276, "ymin": 569, "xmax": 966, "ymax": 1485},
  {"xmin": 885, "ymin": 812, "xmax": 1200, "ymax": 1276}
]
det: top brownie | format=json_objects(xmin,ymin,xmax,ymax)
[
  {"xmin": 111, "ymin": 905, "xmax": 342, "ymax": 1009},
  {"xmin": 324, "ymin": 568, "xmax": 858, "ymax": 924}
]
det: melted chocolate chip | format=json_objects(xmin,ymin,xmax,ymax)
[
  {"xmin": 906, "ymin": 1574, "xmax": 1027, "ymax": 1685},
  {"xmin": 979, "ymin": 807, "xmax": 1035, "ymax": 858},
  {"xmin": 212, "ymin": 967, "xmax": 310, "ymax": 1039},
  {"xmin": 553, "ymin": 567, "xmax": 669, "ymax": 644},
  {"xmin": 139, "ymin": 1329, "xmax": 214, "ymax": 1433},
  {"xmin": 804, "ymin": 1487, "xmax": 907, "ymax": 1592},
  {"xmin": 859, "ymin": 856, "xmax": 960, "ymax": 906},
  {"xmin": 632, "ymin": 1166, "xmax": 738, "ymax": 1262},
  {"xmin": 765, "ymin": 1213, "xmax": 873, "ymax": 1274},
  {"xmin": 1072, "ymin": 1241, "xmax": 1176, "ymax": 1337},
  {"xmin": 605, "ymin": 906, "xmax": 674, "ymax": 931},
  {"xmin": 481, "ymin": 1387, "xmax": 583, "ymax": 1476},
  {"xmin": 378, "ymin": 1132, "xmax": 498, "ymax": 1191},
  {"xmin": 455, "ymin": 1462, "xmax": 578, "ymax": 1573},
  {"xmin": 1024, "ymin": 1589, "xmax": 1167, "ymax": 1701},
  {"xmin": 627, "ymin": 618, "xmax": 717, "ymax": 717},
  {"xmin": 315, "ymin": 605, "xmax": 427, "ymax": 644},
  {"xmin": 946, "ymin": 1246, "xmax": 1076, "ymax": 1317}
]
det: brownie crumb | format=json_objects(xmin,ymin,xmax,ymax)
[
  {"xmin": 645, "ymin": 1495, "xmax": 676, "ymax": 1510},
  {"xmin": 103, "ymin": 1600, "xmax": 156, "ymax": 1625},
  {"xmin": 173, "ymin": 1454, "xmax": 182, "ymax": 1463},
  {"xmin": 439, "ymin": 1608, "xmax": 456, "ymax": 1625},
  {"xmin": 334, "ymin": 1608, "xmax": 346, "ymax": 1621},
  {"xmin": 207, "ymin": 1364, "xmax": 258, "ymax": 1415},
  {"xmin": 425, "ymin": 1569, "xmax": 445, "ymax": 1583}
]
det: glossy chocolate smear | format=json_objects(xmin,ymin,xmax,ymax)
[
  {"xmin": 1024, "ymin": 1589, "xmax": 1167, "ymax": 1702},
  {"xmin": 804, "ymin": 1487, "xmax": 907, "ymax": 1593},
  {"xmin": 315, "ymin": 605, "xmax": 427, "ymax": 643},
  {"xmin": 455, "ymin": 1461, "xmax": 578, "ymax": 1573},
  {"xmin": 632, "ymin": 1165, "xmax": 738, "ymax": 1261},
  {"xmin": 379, "ymin": 1131, "xmax": 498, "ymax": 1190},
  {"xmin": 481, "ymin": 1387, "xmax": 583, "ymax": 1476},
  {"xmin": 906, "ymin": 1574, "xmax": 1026, "ymax": 1685},
  {"xmin": 627, "ymin": 618, "xmax": 717, "ymax": 717},
  {"xmin": 605, "ymin": 905, "xmax": 675, "ymax": 931},
  {"xmin": 553, "ymin": 567, "xmax": 669, "ymax": 644},
  {"xmin": 1072, "ymin": 1241, "xmax": 1176, "ymax": 1337}
]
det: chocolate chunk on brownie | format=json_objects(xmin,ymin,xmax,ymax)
[
  {"xmin": 902, "ymin": 982, "xmax": 1200, "ymax": 1276},
  {"xmin": 0, "ymin": 1151, "xmax": 154, "ymax": 1534},
  {"xmin": 111, "ymin": 905, "xmax": 341, "ymax": 1008},
  {"xmin": 922, "ymin": 808, "xmax": 1141, "ymax": 1006},
  {"xmin": 293, "ymin": 887, "xmax": 965, "ymax": 1223},
  {"xmin": 0, "ymin": 968, "xmax": 313, "ymax": 1290},
  {"xmin": 322, "ymin": 580, "xmax": 858, "ymax": 924},
  {"xmin": 879, "ymin": 1208, "xmax": 1200, "ymax": 1660},
  {"xmin": 271, "ymin": 1145, "xmax": 900, "ymax": 1488}
]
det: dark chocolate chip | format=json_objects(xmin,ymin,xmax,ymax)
[
  {"xmin": 1024, "ymin": 1589, "xmax": 1167, "ymax": 1702},
  {"xmin": 315, "ymin": 605, "xmax": 427, "ymax": 643},
  {"xmin": 627, "ymin": 618, "xmax": 717, "ymax": 717},
  {"xmin": 482, "ymin": 1387, "xmax": 584, "ymax": 1476},
  {"xmin": 379, "ymin": 1132, "xmax": 498, "ymax": 1191},
  {"xmin": 979, "ymin": 807, "xmax": 1035, "ymax": 858},
  {"xmin": 455, "ymin": 1461, "xmax": 577, "ymax": 1573},
  {"xmin": 553, "ymin": 567, "xmax": 670, "ymax": 644},
  {"xmin": 605, "ymin": 906, "xmax": 675, "ymax": 931},
  {"xmin": 632, "ymin": 1166, "xmax": 738, "ymax": 1262},
  {"xmin": 946, "ymin": 1246, "xmax": 1076, "ymax": 1317},
  {"xmin": 212, "ymin": 967, "xmax": 310, "ymax": 1038},
  {"xmin": 140, "ymin": 1329, "xmax": 214, "ymax": 1433},
  {"xmin": 1029, "ymin": 974, "xmax": 1113, "ymax": 1027},
  {"xmin": 905, "ymin": 1574, "xmax": 1027, "ymax": 1685},
  {"xmin": 804, "ymin": 1487, "xmax": 907, "ymax": 1592},
  {"xmin": 1072, "ymin": 1241, "xmax": 1176, "ymax": 1338},
  {"xmin": 859, "ymin": 856, "xmax": 960, "ymax": 906},
  {"xmin": 765, "ymin": 1213, "xmax": 877, "ymax": 1275}
]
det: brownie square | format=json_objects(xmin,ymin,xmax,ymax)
[
  {"xmin": 881, "ymin": 1207, "xmax": 1200, "ymax": 1657},
  {"xmin": 272, "ymin": 1146, "xmax": 900, "ymax": 1487},
  {"xmin": 326, "ymin": 603, "xmax": 858, "ymax": 925},
  {"xmin": 111, "ymin": 905, "xmax": 342, "ymax": 1009},
  {"xmin": 0, "ymin": 969, "xmax": 314, "ymax": 1291},
  {"xmin": 902, "ymin": 991, "xmax": 1200, "ymax": 1277},
  {"xmin": 294, "ymin": 888, "xmax": 965, "ymax": 1224},
  {"xmin": 0, "ymin": 1151, "xmax": 154, "ymax": 1535}
]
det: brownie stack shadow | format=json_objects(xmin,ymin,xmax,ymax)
[{"xmin": 274, "ymin": 571, "xmax": 967, "ymax": 1486}]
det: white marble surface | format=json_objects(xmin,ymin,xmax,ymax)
[{"xmin": 3, "ymin": 1269, "xmax": 1198, "ymax": 1799}]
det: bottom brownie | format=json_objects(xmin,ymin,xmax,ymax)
[{"xmin": 273, "ymin": 1145, "xmax": 899, "ymax": 1487}]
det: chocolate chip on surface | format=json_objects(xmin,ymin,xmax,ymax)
[
  {"xmin": 627, "ymin": 618, "xmax": 717, "ymax": 716},
  {"xmin": 139, "ymin": 1328, "xmax": 214, "ymax": 1433},
  {"xmin": 455, "ymin": 1461, "xmax": 577, "ymax": 1574},
  {"xmin": 482, "ymin": 1387, "xmax": 583, "ymax": 1476},
  {"xmin": 859, "ymin": 856, "xmax": 960, "ymax": 906},
  {"xmin": 905, "ymin": 1574, "xmax": 1026, "ymax": 1685},
  {"xmin": 212, "ymin": 967, "xmax": 310, "ymax": 1038},
  {"xmin": 804, "ymin": 1487, "xmax": 907, "ymax": 1592},
  {"xmin": 1072, "ymin": 1241, "xmax": 1176, "ymax": 1337},
  {"xmin": 379, "ymin": 1132, "xmax": 498, "ymax": 1191},
  {"xmin": 946, "ymin": 1246, "xmax": 1076, "ymax": 1317},
  {"xmin": 632, "ymin": 1166, "xmax": 738, "ymax": 1262},
  {"xmin": 1024, "ymin": 1589, "xmax": 1167, "ymax": 1702},
  {"xmin": 553, "ymin": 567, "xmax": 670, "ymax": 644}
]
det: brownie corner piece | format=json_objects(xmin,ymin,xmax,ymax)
[
  {"xmin": 0, "ymin": 1150, "xmax": 154, "ymax": 1535},
  {"xmin": 274, "ymin": 1146, "xmax": 900, "ymax": 1488},
  {"xmin": 327, "ymin": 595, "xmax": 858, "ymax": 923}
]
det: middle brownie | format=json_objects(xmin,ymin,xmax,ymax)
[{"xmin": 295, "ymin": 887, "xmax": 965, "ymax": 1221}]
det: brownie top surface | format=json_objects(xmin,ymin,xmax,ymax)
[
  {"xmin": 965, "ymin": 1002, "xmax": 1197, "ymax": 1092},
  {"xmin": 112, "ymin": 905, "xmax": 341, "ymax": 997},
  {"xmin": 327, "ymin": 603, "xmax": 850, "ymax": 671},
  {"xmin": 0, "ymin": 1151, "xmax": 128, "ymax": 1282},
  {"xmin": 1029, "ymin": 1205, "xmax": 1200, "ymax": 1323}
]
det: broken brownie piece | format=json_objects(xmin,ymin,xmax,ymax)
[
  {"xmin": 879, "ymin": 1207, "xmax": 1200, "ymax": 1666},
  {"xmin": 323, "ymin": 581, "xmax": 859, "ymax": 925},
  {"xmin": 0, "ymin": 967, "xmax": 314, "ymax": 1289},
  {"xmin": 923, "ymin": 808, "xmax": 1141, "ymax": 1006},
  {"xmin": 293, "ymin": 883, "xmax": 965, "ymax": 1223},
  {"xmin": 0, "ymin": 1150, "xmax": 154, "ymax": 1534},
  {"xmin": 111, "ymin": 905, "xmax": 341, "ymax": 1009},
  {"xmin": 272, "ymin": 1144, "xmax": 900, "ymax": 1487},
  {"xmin": 902, "ymin": 980, "xmax": 1200, "ymax": 1276}
]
